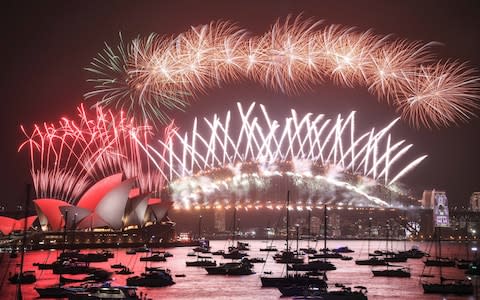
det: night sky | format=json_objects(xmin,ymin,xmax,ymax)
[{"xmin": 1, "ymin": 0, "xmax": 479, "ymax": 209}]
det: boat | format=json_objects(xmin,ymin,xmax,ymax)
[
  {"xmin": 279, "ymin": 283, "xmax": 368, "ymax": 299},
  {"xmin": 340, "ymin": 256, "xmax": 353, "ymax": 261},
  {"xmin": 211, "ymin": 250, "xmax": 225, "ymax": 255},
  {"xmin": 139, "ymin": 254, "xmax": 166, "ymax": 262},
  {"xmin": 384, "ymin": 254, "xmax": 408, "ymax": 263},
  {"xmin": 205, "ymin": 259, "xmax": 254, "ymax": 275},
  {"xmin": 372, "ymin": 266, "xmax": 411, "ymax": 277},
  {"xmin": 126, "ymin": 269, "xmax": 175, "ymax": 287},
  {"xmin": 261, "ymin": 192, "xmax": 325, "ymax": 288},
  {"xmin": 234, "ymin": 241, "xmax": 250, "ymax": 251},
  {"xmin": 465, "ymin": 262, "xmax": 480, "ymax": 275},
  {"xmin": 126, "ymin": 249, "xmax": 136, "ymax": 255},
  {"xmin": 397, "ymin": 246, "xmax": 427, "ymax": 259},
  {"xmin": 66, "ymin": 285, "xmax": 140, "ymax": 299},
  {"xmin": 186, "ymin": 256, "xmax": 217, "ymax": 267},
  {"xmin": 424, "ymin": 257, "xmax": 456, "ymax": 267},
  {"xmin": 222, "ymin": 249, "xmax": 249, "ymax": 259},
  {"xmin": 309, "ymin": 252, "xmax": 343, "ymax": 259},
  {"xmin": 8, "ymin": 270, "xmax": 36, "ymax": 284},
  {"xmin": 259, "ymin": 245, "xmax": 278, "ymax": 252},
  {"xmin": 422, "ymin": 227, "xmax": 473, "ymax": 295},
  {"xmin": 53, "ymin": 261, "xmax": 97, "ymax": 274},
  {"xmin": 116, "ymin": 267, "xmax": 134, "ymax": 275},
  {"xmin": 245, "ymin": 257, "xmax": 266, "ymax": 263},
  {"xmin": 111, "ymin": 263, "xmax": 126, "ymax": 269},
  {"xmin": 355, "ymin": 257, "xmax": 387, "ymax": 266},
  {"xmin": 134, "ymin": 246, "xmax": 150, "ymax": 253},
  {"xmin": 287, "ymin": 260, "xmax": 336, "ymax": 271},
  {"xmin": 423, "ymin": 279, "xmax": 473, "ymax": 295},
  {"xmin": 152, "ymin": 250, "xmax": 173, "ymax": 257},
  {"xmin": 456, "ymin": 259, "xmax": 472, "ymax": 269},
  {"xmin": 35, "ymin": 284, "xmax": 69, "ymax": 298},
  {"xmin": 274, "ymin": 250, "xmax": 304, "ymax": 264},
  {"xmin": 333, "ymin": 246, "xmax": 355, "ymax": 253}
]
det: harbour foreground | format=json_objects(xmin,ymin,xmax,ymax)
[{"xmin": 1, "ymin": 240, "xmax": 478, "ymax": 300}]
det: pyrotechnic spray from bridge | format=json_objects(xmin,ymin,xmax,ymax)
[{"xmin": 132, "ymin": 102, "xmax": 427, "ymax": 209}]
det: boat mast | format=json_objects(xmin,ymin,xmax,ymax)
[
  {"xmin": 323, "ymin": 204, "xmax": 327, "ymax": 254},
  {"xmin": 438, "ymin": 227, "xmax": 443, "ymax": 284},
  {"xmin": 368, "ymin": 217, "xmax": 372, "ymax": 255},
  {"xmin": 232, "ymin": 207, "xmax": 236, "ymax": 245},
  {"xmin": 307, "ymin": 209, "xmax": 311, "ymax": 250},
  {"xmin": 16, "ymin": 183, "xmax": 31, "ymax": 300},
  {"xmin": 286, "ymin": 190, "xmax": 290, "ymax": 278}
]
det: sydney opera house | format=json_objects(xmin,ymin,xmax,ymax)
[{"xmin": 0, "ymin": 173, "xmax": 175, "ymax": 249}]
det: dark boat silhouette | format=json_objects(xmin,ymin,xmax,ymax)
[
  {"xmin": 8, "ymin": 270, "xmax": 36, "ymax": 284},
  {"xmin": 186, "ymin": 256, "xmax": 216, "ymax": 267},
  {"xmin": 139, "ymin": 254, "xmax": 167, "ymax": 262},
  {"xmin": 372, "ymin": 266, "xmax": 411, "ymax": 277},
  {"xmin": 126, "ymin": 269, "xmax": 175, "ymax": 287},
  {"xmin": 287, "ymin": 260, "xmax": 336, "ymax": 271},
  {"xmin": 205, "ymin": 259, "xmax": 254, "ymax": 275}
]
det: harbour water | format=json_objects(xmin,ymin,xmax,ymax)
[{"xmin": 1, "ymin": 240, "xmax": 478, "ymax": 299}]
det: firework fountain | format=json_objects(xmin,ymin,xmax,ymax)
[{"xmin": 86, "ymin": 15, "xmax": 479, "ymax": 128}]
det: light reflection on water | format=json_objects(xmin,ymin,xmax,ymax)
[{"xmin": 0, "ymin": 240, "xmax": 478, "ymax": 300}]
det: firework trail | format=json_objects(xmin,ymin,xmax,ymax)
[
  {"xmin": 18, "ymin": 104, "xmax": 155, "ymax": 202},
  {"xmin": 86, "ymin": 15, "xmax": 479, "ymax": 128}
]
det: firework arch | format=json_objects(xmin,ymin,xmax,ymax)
[{"xmin": 87, "ymin": 15, "xmax": 479, "ymax": 128}]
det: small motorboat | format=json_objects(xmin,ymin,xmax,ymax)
[
  {"xmin": 9, "ymin": 271, "xmax": 36, "ymax": 284},
  {"xmin": 116, "ymin": 267, "xmax": 134, "ymax": 275}
]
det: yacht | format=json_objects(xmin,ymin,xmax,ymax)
[
  {"xmin": 280, "ymin": 284, "xmax": 368, "ymax": 299},
  {"xmin": 186, "ymin": 256, "xmax": 217, "ymax": 267},
  {"xmin": 372, "ymin": 266, "xmax": 411, "ymax": 277},
  {"xmin": 111, "ymin": 263, "xmax": 126, "ymax": 269},
  {"xmin": 126, "ymin": 269, "xmax": 175, "ymax": 287},
  {"xmin": 67, "ymin": 285, "xmax": 140, "ymax": 299},
  {"xmin": 260, "ymin": 245, "xmax": 278, "ymax": 252},
  {"xmin": 423, "ymin": 279, "xmax": 473, "ymax": 295},
  {"xmin": 355, "ymin": 257, "xmax": 387, "ymax": 266},
  {"xmin": 287, "ymin": 260, "xmax": 336, "ymax": 271},
  {"xmin": 205, "ymin": 259, "xmax": 254, "ymax": 275},
  {"xmin": 116, "ymin": 267, "xmax": 134, "ymax": 275},
  {"xmin": 139, "ymin": 254, "xmax": 166, "ymax": 262}
]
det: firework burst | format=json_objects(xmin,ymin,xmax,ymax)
[
  {"xmin": 18, "ymin": 104, "xmax": 155, "ymax": 202},
  {"xmin": 87, "ymin": 16, "xmax": 480, "ymax": 128}
]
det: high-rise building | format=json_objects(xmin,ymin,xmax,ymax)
[
  {"xmin": 470, "ymin": 192, "xmax": 480, "ymax": 211},
  {"xmin": 421, "ymin": 190, "xmax": 435, "ymax": 208}
]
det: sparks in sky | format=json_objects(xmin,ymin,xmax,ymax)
[
  {"xmin": 18, "ymin": 104, "xmax": 155, "ymax": 202},
  {"xmin": 87, "ymin": 15, "xmax": 479, "ymax": 128},
  {"xmin": 134, "ymin": 102, "xmax": 427, "ymax": 208}
]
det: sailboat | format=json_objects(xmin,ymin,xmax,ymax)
[
  {"xmin": 260, "ymin": 191, "xmax": 325, "ymax": 288},
  {"xmin": 422, "ymin": 227, "xmax": 473, "ymax": 295},
  {"xmin": 355, "ymin": 217, "xmax": 387, "ymax": 266},
  {"xmin": 222, "ymin": 207, "xmax": 249, "ymax": 259},
  {"xmin": 372, "ymin": 222, "xmax": 411, "ymax": 278},
  {"xmin": 9, "ymin": 184, "xmax": 37, "ymax": 288},
  {"xmin": 287, "ymin": 205, "xmax": 336, "ymax": 272},
  {"xmin": 299, "ymin": 209, "xmax": 317, "ymax": 254}
]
